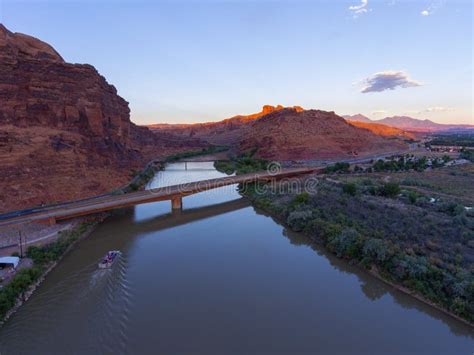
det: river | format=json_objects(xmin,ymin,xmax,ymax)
[{"xmin": 0, "ymin": 162, "xmax": 472, "ymax": 354}]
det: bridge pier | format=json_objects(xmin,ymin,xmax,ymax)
[{"xmin": 171, "ymin": 196, "xmax": 182, "ymax": 210}]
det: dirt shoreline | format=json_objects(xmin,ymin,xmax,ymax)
[
  {"xmin": 3, "ymin": 157, "xmax": 471, "ymax": 329},
  {"xmin": 367, "ymin": 267, "xmax": 474, "ymax": 328},
  {"xmin": 0, "ymin": 220, "xmax": 100, "ymax": 325},
  {"xmin": 0, "ymin": 155, "xmax": 164, "ymax": 325},
  {"xmin": 249, "ymin": 199, "xmax": 474, "ymax": 328}
]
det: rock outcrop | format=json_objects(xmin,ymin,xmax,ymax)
[
  {"xmin": 148, "ymin": 105, "xmax": 302, "ymax": 145},
  {"xmin": 346, "ymin": 120, "xmax": 415, "ymax": 140},
  {"xmin": 239, "ymin": 108, "xmax": 406, "ymax": 160},
  {"xmin": 150, "ymin": 105, "xmax": 407, "ymax": 160},
  {"xmin": 0, "ymin": 24, "xmax": 203, "ymax": 212}
]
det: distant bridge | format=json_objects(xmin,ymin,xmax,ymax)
[{"xmin": 0, "ymin": 167, "xmax": 319, "ymax": 227}]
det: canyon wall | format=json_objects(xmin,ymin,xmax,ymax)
[{"xmin": 0, "ymin": 24, "xmax": 202, "ymax": 212}]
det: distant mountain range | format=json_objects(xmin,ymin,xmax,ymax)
[{"xmin": 343, "ymin": 114, "xmax": 473, "ymax": 132}]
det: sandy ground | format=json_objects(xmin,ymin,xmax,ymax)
[{"xmin": 0, "ymin": 220, "xmax": 76, "ymax": 257}]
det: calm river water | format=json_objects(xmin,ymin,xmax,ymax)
[{"xmin": 0, "ymin": 162, "xmax": 472, "ymax": 354}]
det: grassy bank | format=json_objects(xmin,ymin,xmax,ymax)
[
  {"xmin": 218, "ymin": 155, "xmax": 474, "ymax": 324},
  {"xmin": 164, "ymin": 145, "xmax": 228, "ymax": 163},
  {"xmin": 244, "ymin": 173, "xmax": 474, "ymax": 325},
  {"xmin": 0, "ymin": 146, "xmax": 230, "ymax": 322},
  {"xmin": 214, "ymin": 153, "xmax": 269, "ymax": 175},
  {"xmin": 124, "ymin": 146, "xmax": 229, "ymax": 193},
  {"xmin": 0, "ymin": 221, "xmax": 98, "ymax": 322}
]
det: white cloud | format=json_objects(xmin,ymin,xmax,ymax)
[
  {"xmin": 420, "ymin": 107, "xmax": 454, "ymax": 113},
  {"xmin": 361, "ymin": 70, "xmax": 422, "ymax": 93},
  {"xmin": 421, "ymin": 0, "xmax": 445, "ymax": 16},
  {"xmin": 371, "ymin": 110, "xmax": 387, "ymax": 115},
  {"xmin": 349, "ymin": 0, "xmax": 370, "ymax": 17}
]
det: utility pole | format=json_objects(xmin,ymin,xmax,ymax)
[{"xmin": 18, "ymin": 230, "xmax": 23, "ymax": 257}]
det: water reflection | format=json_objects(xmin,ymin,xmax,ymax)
[
  {"xmin": 0, "ymin": 162, "xmax": 472, "ymax": 354},
  {"xmin": 262, "ymin": 210, "xmax": 474, "ymax": 338}
]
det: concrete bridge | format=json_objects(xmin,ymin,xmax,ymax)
[{"xmin": 0, "ymin": 167, "xmax": 319, "ymax": 227}]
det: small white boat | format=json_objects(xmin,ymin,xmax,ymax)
[{"xmin": 98, "ymin": 251, "xmax": 121, "ymax": 269}]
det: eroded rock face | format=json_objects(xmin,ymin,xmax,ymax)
[
  {"xmin": 149, "ymin": 105, "xmax": 406, "ymax": 160},
  {"xmin": 239, "ymin": 108, "xmax": 406, "ymax": 160},
  {"xmin": 0, "ymin": 24, "xmax": 202, "ymax": 212},
  {"xmin": 148, "ymin": 105, "xmax": 302, "ymax": 145},
  {"xmin": 1, "ymin": 24, "xmax": 133, "ymax": 148}
]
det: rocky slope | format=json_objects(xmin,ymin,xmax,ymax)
[
  {"xmin": 148, "ymin": 105, "xmax": 304, "ymax": 145},
  {"xmin": 239, "ymin": 108, "xmax": 406, "ymax": 160},
  {"xmin": 346, "ymin": 120, "xmax": 415, "ymax": 140},
  {"xmin": 344, "ymin": 113, "xmax": 473, "ymax": 132},
  {"xmin": 0, "ymin": 24, "xmax": 203, "ymax": 212},
  {"xmin": 150, "ymin": 105, "xmax": 406, "ymax": 160},
  {"xmin": 342, "ymin": 114, "xmax": 372, "ymax": 123}
]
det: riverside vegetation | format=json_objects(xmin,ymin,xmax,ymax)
[
  {"xmin": 0, "ymin": 147, "xmax": 227, "ymax": 322},
  {"xmin": 0, "ymin": 221, "xmax": 97, "ymax": 321},
  {"xmin": 125, "ymin": 146, "xmax": 229, "ymax": 192},
  {"xmin": 215, "ymin": 157, "xmax": 474, "ymax": 324}
]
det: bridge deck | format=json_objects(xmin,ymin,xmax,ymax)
[{"xmin": 0, "ymin": 167, "xmax": 319, "ymax": 227}]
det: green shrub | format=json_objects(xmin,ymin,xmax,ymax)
[
  {"xmin": 408, "ymin": 191, "xmax": 418, "ymax": 204},
  {"xmin": 292, "ymin": 192, "xmax": 310, "ymax": 205},
  {"xmin": 342, "ymin": 183, "xmax": 357, "ymax": 196},
  {"xmin": 378, "ymin": 182, "xmax": 401, "ymax": 198},
  {"xmin": 363, "ymin": 238, "xmax": 392, "ymax": 264},
  {"xmin": 286, "ymin": 210, "xmax": 313, "ymax": 232},
  {"xmin": 26, "ymin": 223, "xmax": 90, "ymax": 265},
  {"xmin": 0, "ymin": 266, "xmax": 43, "ymax": 319},
  {"xmin": 324, "ymin": 162, "xmax": 350, "ymax": 174},
  {"xmin": 438, "ymin": 202, "xmax": 465, "ymax": 216},
  {"xmin": 214, "ymin": 160, "xmax": 235, "ymax": 175},
  {"xmin": 327, "ymin": 228, "xmax": 363, "ymax": 258}
]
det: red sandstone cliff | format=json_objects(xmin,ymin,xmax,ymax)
[
  {"xmin": 0, "ymin": 24, "xmax": 202, "ymax": 212},
  {"xmin": 149, "ymin": 105, "xmax": 407, "ymax": 160},
  {"xmin": 239, "ymin": 108, "xmax": 406, "ymax": 160},
  {"xmin": 148, "ymin": 105, "xmax": 304, "ymax": 145},
  {"xmin": 346, "ymin": 120, "xmax": 415, "ymax": 140}
]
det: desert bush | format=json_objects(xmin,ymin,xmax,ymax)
[
  {"xmin": 342, "ymin": 183, "xmax": 357, "ymax": 196},
  {"xmin": 363, "ymin": 238, "xmax": 392, "ymax": 264},
  {"xmin": 327, "ymin": 228, "xmax": 363, "ymax": 258},
  {"xmin": 286, "ymin": 210, "xmax": 313, "ymax": 232},
  {"xmin": 214, "ymin": 160, "xmax": 235, "ymax": 175},
  {"xmin": 438, "ymin": 202, "xmax": 465, "ymax": 216},
  {"xmin": 0, "ymin": 267, "xmax": 43, "ymax": 319},
  {"xmin": 378, "ymin": 182, "xmax": 401, "ymax": 198},
  {"xmin": 292, "ymin": 192, "xmax": 310, "ymax": 206},
  {"xmin": 324, "ymin": 162, "xmax": 350, "ymax": 174},
  {"xmin": 408, "ymin": 191, "xmax": 418, "ymax": 204}
]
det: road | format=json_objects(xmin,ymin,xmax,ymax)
[{"xmin": 0, "ymin": 167, "xmax": 319, "ymax": 227}]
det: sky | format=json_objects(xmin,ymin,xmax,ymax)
[{"xmin": 0, "ymin": 0, "xmax": 472, "ymax": 125}]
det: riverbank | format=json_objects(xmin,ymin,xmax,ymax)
[
  {"xmin": 0, "ymin": 219, "xmax": 101, "ymax": 324},
  {"xmin": 0, "ymin": 146, "xmax": 229, "ymax": 323},
  {"xmin": 241, "ymin": 172, "xmax": 474, "ymax": 326},
  {"xmin": 2, "ymin": 160, "xmax": 471, "ymax": 353}
]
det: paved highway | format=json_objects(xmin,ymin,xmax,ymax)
[{"xmin": 0, "ymin": 167, "xmax": 319, "ymax": 227}]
